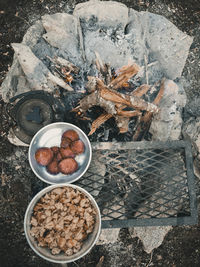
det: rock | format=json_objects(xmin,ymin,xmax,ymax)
[
  {"xmin": 127, "ymin": 9, "xmax": 193, "ymax": 80},
  {"xmin": 149, "ymin": 79, "xmax": 186, "ymax": 141},
  {"xmin": 129, "ymin": 226, "xmax": 172, "ymax": 254},
  {"xmin": 12, "ymin": 43, "xmax": 73, "ymax": 92},
  {"xmin": 97, "ymin": 197, "xmax": 125, "ymax": 245},
  {"xmin": 184, "ymin": 98, "xmax": 200, "ymax": 120},
  {"xmin": 183, "ymin": 117, "xmax": 200, "ymax": 153},
  {"xmin": 182, "ymin": 117, "xmax": 200, "ymax": 180},
  {"xmin": 146, "ymin": 12, "xmax": 193, "ymax": 80},
  {"xmin": 73, "ymin": 0, "xmax": 129, "ymax": 31},
  {"xmin": 96, "ymin": 228, "xmax": 120, "ymax": 245},
  {"xmin": 83, "ymin": 30, "xmax": 132, "ymax": 69},
  {"xmin": 74, "ymin": 1, "xmax": 130, "ymax": 68},
  {"xmin": 41, "ymin": 13, "xmax": 82, "ymax": 62},
  {"xmin": 0, "ymin": 20, "xmax": 44, "ymax": 101}
]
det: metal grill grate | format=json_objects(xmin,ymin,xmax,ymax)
[{"xmin": 76, "ymin": 140, "xmax": 198, "ymax": 228}]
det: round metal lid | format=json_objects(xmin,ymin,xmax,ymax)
[
  {"xmin": 11, "ymin": 92, "xmax": 54, "ymax": 136},
  {"xmin": 16, "ymin": 98, "xmax": 53, "ymax": 135},
  {"xmin": 9, "ymin": 91, "xmax": 55, "ymax": 144}
]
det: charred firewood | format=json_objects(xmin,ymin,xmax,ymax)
[
  {"xmin": 98, "ymin": 83, "xmax": 159, "ymax": 113},
  {"xmin": 108, "ymin": 63, "xmax": 140, "ymax": 90},
  {"xmin": 74, "ymin": 57, "xmax": 162, "ymax": 136},
  {"xmin": 132, "ymin": 84, "xmax": 150, "ymax": 97},
  {"xmin": 88, "ymin": 113, "xmax": 113, "ymax": 136},
  {"xmin": 133, "ymin": 79, "xmax": 165, "ymax": 141},
  {"xmin": 95, "ymin": 52, "xmax": 112, "ymax": 84}
]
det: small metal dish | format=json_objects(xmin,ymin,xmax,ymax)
[
  {"xmin": 28, "ymin": 122, "xmax": 92, "ymax": 184},
  {"xmin": 24, "ymin": 184, "xmax": 101, "ymax": 264}
]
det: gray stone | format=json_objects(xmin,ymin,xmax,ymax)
[
  {"xmin": 83, "ymin": 30, "xmax": 132, "ymax": 68},
  {"xmin": 194, "ymin": 157, "xmax": 200, "ymax": 180},
  {"xmin": 41, "ymin": 13, "xmax": 82, "ymax": 62},
  {"xmin": 149, "ymin": 79, "xmax": 186, "ymax": 141},
  {"xmin": 146, "ymin": 12, "xmax": 193, "ymax": 80},
  {"xmin": 183, "ymin": 117, "xmax": 200, "ymax": 153},
  {"xmin": 97, "ymin": 197, "xmax": 125, "ymax": 245},
  {"xmin": 127, "ymin": 9, "xmax": 193, "ymax": 80},
  {"xmin": 96, "ymin": 228, "xmax": 120, "ymax": 245},
  {"xmin": 73, "ymin": 0, "xmax": 129, "ymax": 31},
  {"xmin": 12, "ymin": 43, "xmax": 73, "ymax": 92},
  {"xmin": 184, "ymin": 98, "xmax": 200, "ymax": 120},
  {"xmin": 129, "ymin": 226, "xmax": 172, "ymax": 254},
  {"xmin": 0, "ymin": 20, "xmax": 44, "ymax": 101}
]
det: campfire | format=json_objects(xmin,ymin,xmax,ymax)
[{"xmin": 51, "ymin": 52, "xmax": 165, "ymax": 140}]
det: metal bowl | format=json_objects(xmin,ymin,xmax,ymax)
[
  {"xmin": 28, "ymin": 122, "xmax": 92, "ymax": 184},
  {"xmin": 24, "ymin": 184, "xmax": 101, "ymax": 264}
]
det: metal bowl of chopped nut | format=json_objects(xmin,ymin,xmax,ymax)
[
  {"xmin": 28, "ymin": 122, "xmax": 92, "ymax": 184},
  {"xmin": 24, "ymin": 184, "xmax": 101, "ymax": 263}
]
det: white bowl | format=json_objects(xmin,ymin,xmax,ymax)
[
  {"xmin": 24, "ymin": 184, "xmax": 101, "ymax": 263},
  {"xmin": 28, "ymin": 122, "xmax": 92, "ymax": 184}
]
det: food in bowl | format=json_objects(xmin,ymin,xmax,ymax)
[
  {"xmin": 35, "ymin": 129, "xmax": 85, "ymax": 175},
  {"xmin": 58, "ymin": 158, "xmax": 78, "ymax": 174},
  {"xmin": 30, "ymin": 186, "xmax": 96, "ymax": 256},
  {"xmin": 35, "ymin": 147, "xmax": 54, "ymax": 166},
  {"xmin": 62, "ymin": 129, "xmax": 79, "ymax": 142}
]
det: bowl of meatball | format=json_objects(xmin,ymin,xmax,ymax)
[
  {"xmin": 24, "ymin": 184, "xmax": 101, "ymax": 263},
  {"xmin": 28, "ymin": 122, "xmax": 92, "ymax": 184}
]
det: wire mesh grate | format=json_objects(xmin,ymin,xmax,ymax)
[{"xmin": 76, "ymin": 140, "xmax": 198, "ymax": 228}]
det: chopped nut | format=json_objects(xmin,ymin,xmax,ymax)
[
  {"xmin": 52, "ymin": 247, "xmax": 61, "ymax": 255},
  {"xmin": 30, "ymin": 187, "xmax": 96, "ymax": 256},
  {"xmin": 31, "ymin": 216, "xmax": 38, "ymax": 226},
  {"xmin": 58, "ymin": 237, "xmax": 66, "ymax": 248}
]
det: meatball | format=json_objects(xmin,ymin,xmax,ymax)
[
  {"xmin": 58, "ymin": 158, "xmax": 78, "ymax": 174},
  {"xmin": 60, "ymin": 137, "xmax": 72, "ymax": 148},
  {"xmin": 60, "ymin": 147, "xmax": 75, "ymax": 158},
  {"xmin": 70, "ymin": 140, "xmax": 85, "ymax": 154},
  {"xmin": 47, "ymin": 160, "xmax": 59, "ymax": 175},
  {"xmin": 62, "ymin": 130, "xmax": 79, "ymax": 142},
  {"xmin": 35, "ymin": 148, "xmax": 53, "ymax": 166}
]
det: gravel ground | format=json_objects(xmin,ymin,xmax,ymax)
[{"xmin": 0, "ymin": 1, "xmax": 200, "ymax": 267}]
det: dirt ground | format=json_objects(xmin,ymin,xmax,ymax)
[{"xmin": 0, "ymin": 1, "xmax": 200, "ymax": 266}]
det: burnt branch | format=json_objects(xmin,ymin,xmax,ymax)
[
  {"xmin": 108, "ymin": 63, "xmax": 140, "ymax": 89},
  {"xmin": 88, "ymin": 113, "xmax": 113, "ymax": 136},
  {"xmin": 74, "ymin": 57, "xmax": 162, "ymax": 136},
  {"xmin": 133, "ymin": 79, "xmax": 165, "ymax": 141}
]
